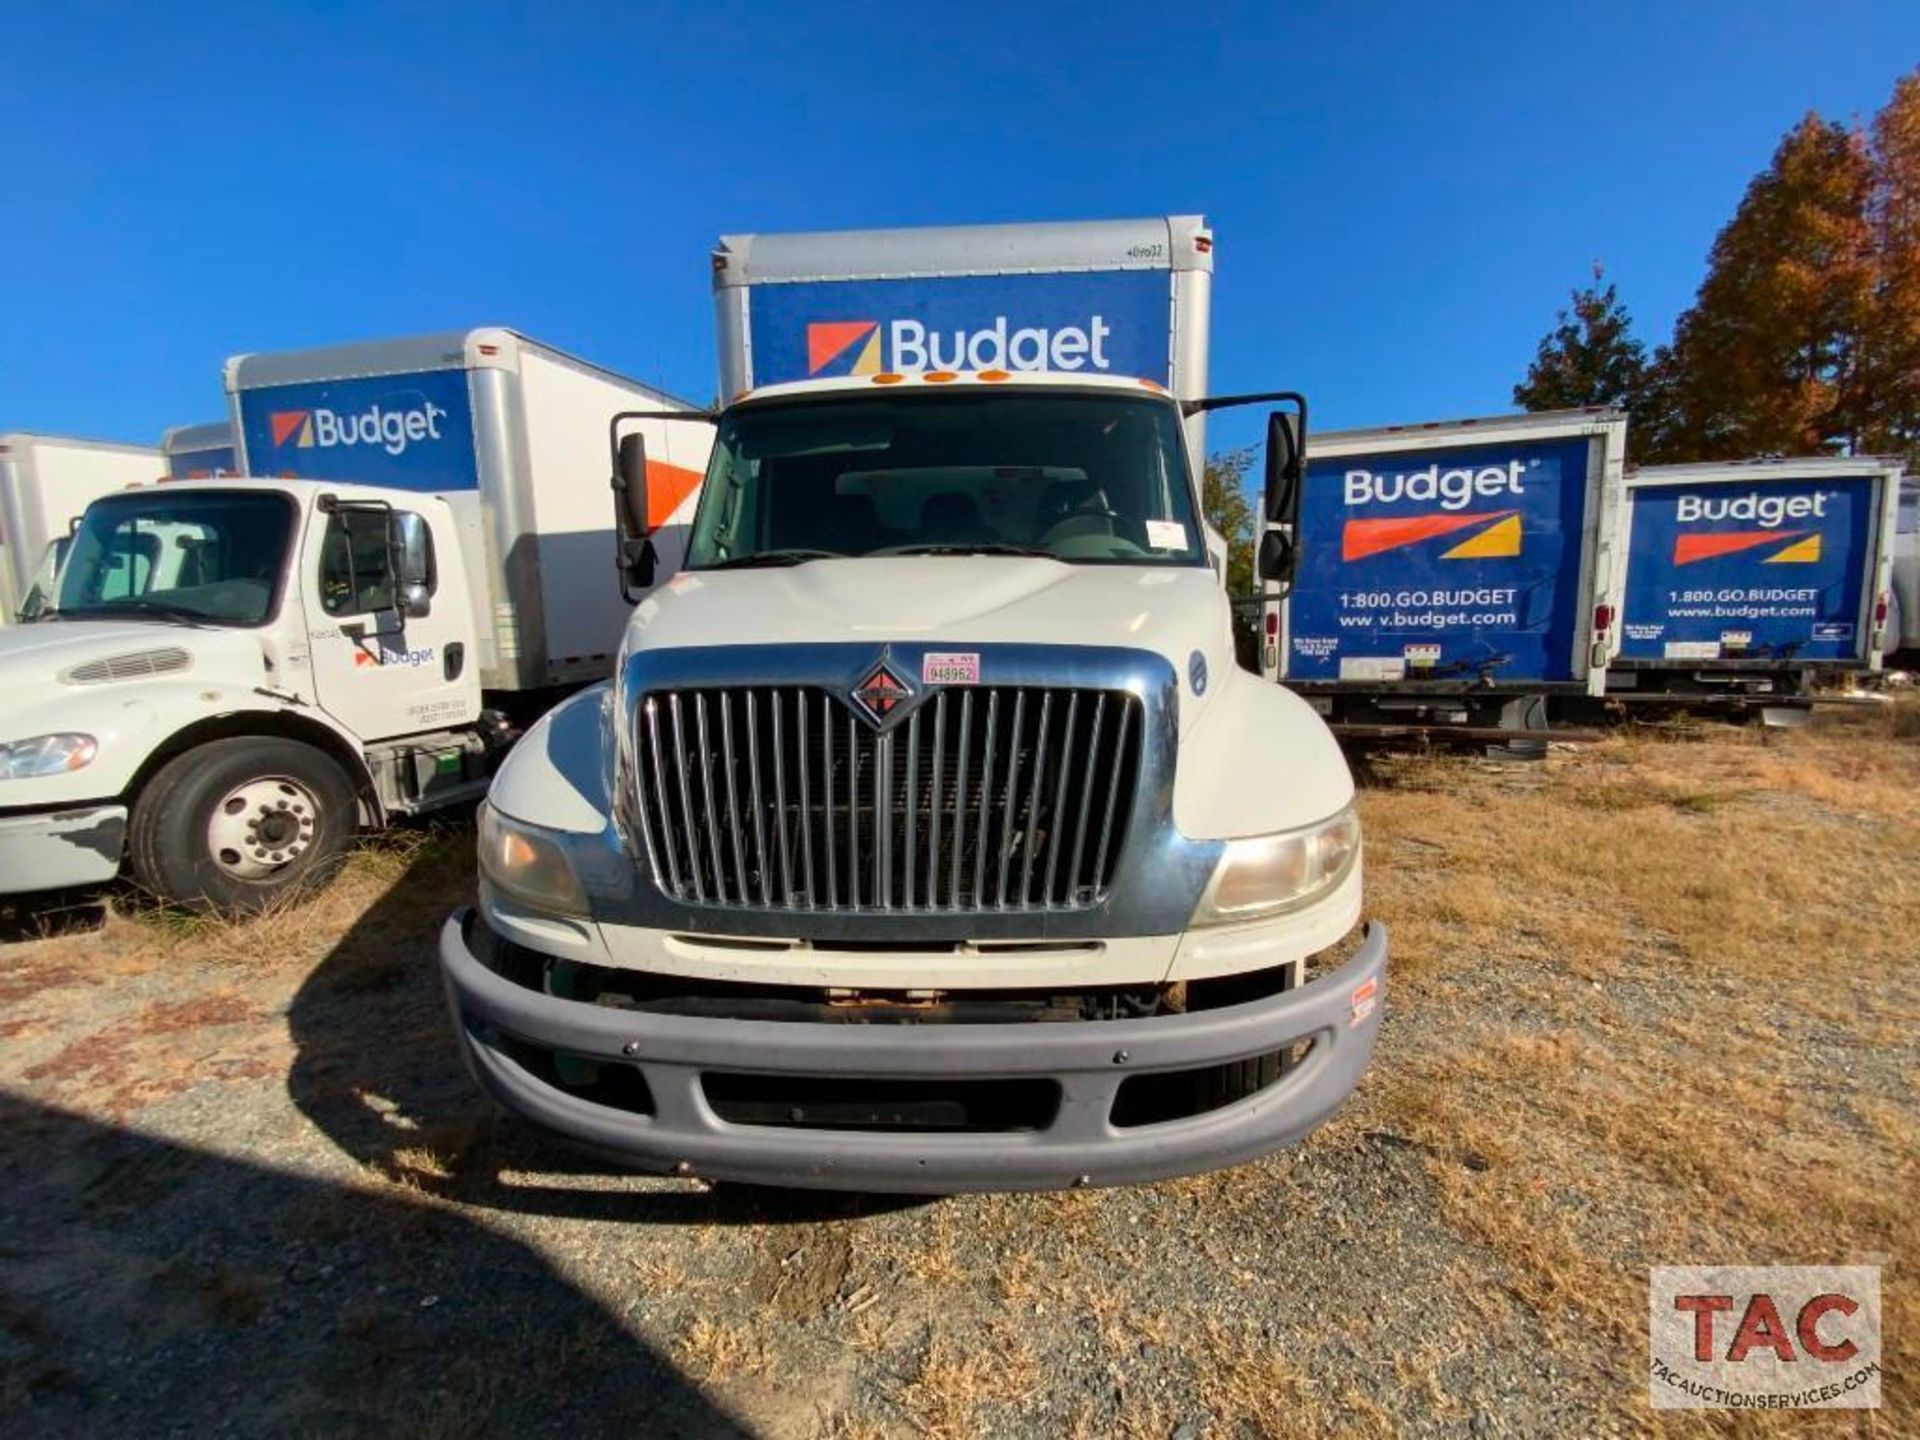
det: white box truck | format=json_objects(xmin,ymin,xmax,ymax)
[
  {"xmin": 1, "ymin": 433, "xmax": 162, "ymax": 623},
  {"xmin": 1610, "ymin": 457, "xmax": 1903, "ymax": 714},
  {"xmin": 1879, "ymin": 476, "xmax": 1917, "ymax": 670},
  {"xmin": 1270, "ymin": 409, "xmax": 1628, "ymax": 745},
  {"xmin": 161, "ymin": 420, "xmax": 237, "ymax": 478},
  {"xmin": 0, "ymin": 331, "xmax": 711, "ymax": 911},
  {"xmin": 435, "ymin": 219, "xmax": 1387, "ymax": 1194}
]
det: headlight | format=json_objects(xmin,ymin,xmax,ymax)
[
  {"xmin": 478, "ymin": 804, "xmax": 586, "ymax": 915},
  {"xmin": 0, "ymin": 733, "xmax": 98, "ymax": 780},
  {"xmin": 1190, "ymin": 805, "xmax": 1360, "ymax": 927}
]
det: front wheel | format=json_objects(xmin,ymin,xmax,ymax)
[{"xmin": 129, "ymin": 737, "xmax": 358, "ymax": 913}]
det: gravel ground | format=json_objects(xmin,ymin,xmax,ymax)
[{"xmin": 1, "ymin": 713, "xmax": 1913, "ymax": 1438}]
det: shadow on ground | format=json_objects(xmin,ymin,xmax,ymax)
[
  {"xmin": 0, "ymin": 1089, "xmax": 747, "ymax": 1438},
  {"xmin": 285, "ymin": 830, "xmax": 923, "ymax": 1227}
]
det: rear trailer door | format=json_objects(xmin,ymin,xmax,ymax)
[
  {"xmin": 1619, "ymin": 471, "xmax": 1885, "ymax": 667},
  {"xmin": 1285, "ymin": 428, "xmax": 1615, "ymax": 688}
]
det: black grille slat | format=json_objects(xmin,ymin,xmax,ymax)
[{"xmin": 637, "ymin": 683, "xmax": 1140, "ymax": 914}]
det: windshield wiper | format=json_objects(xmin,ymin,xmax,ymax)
[
  {"xmin": 61, "ymin": 599, "xmax": 217, "ymax": 626},
  {"xmin": 890, "ymin": 543, "xmax": 1055, "ymax": 559},
  {"xmin": 702, "ymin": 549, "xmax": 841, "ymax": 570}
]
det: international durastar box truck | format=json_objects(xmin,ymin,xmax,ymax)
[
  {"xmin": 1609, "ymin": 457, "xmax": 1903, "ymax": 712},
  {"xmin": 1, "ymin": 433, "xmax": 161, "ymax": 623},
  {"xmin": 434, "ymin": 218, "xmax": 1389, "ymax": 1195},
  {"xmin": 161, "ymin": 420, "xmax": 237, "ymax": 478},
  {"xmin": 0, "ymin": 334, "xmax": 710, "ymax": 912},
  {"xmin": 1272, "ymin": 409, "xmax": 1628, "ymax": 741},
  {"xmin": 226, "ymin": 328, "xmax": 711, "ymax": 692}
]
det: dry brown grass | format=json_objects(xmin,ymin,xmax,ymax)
[
  {"xmin": 676, "ymin": 1316, "xmax": 771, "ymax": 1384},
  {"xmin": 1358, "ymin": 711, "xmax": 1920, "ymax": 1426},
  {"xmin": 896, "ymin": 1327, "xmax": 1039, "ymax": 1439}
]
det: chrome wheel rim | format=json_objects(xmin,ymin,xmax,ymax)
[{"xmin": 206, "ymin": 775, "xmax": 321, "ymax": 879}]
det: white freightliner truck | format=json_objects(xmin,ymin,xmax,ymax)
[
  {"xmin": 1, "ymin": 433, "xmax": 163, "ymax": 623},
  {"xmin": 436, "ymin": 219, "xmax": 1388, "ymax": 1193},
  {"xmin": 0, "ymin": 330, "xmax": 709, "ymax": 910}
]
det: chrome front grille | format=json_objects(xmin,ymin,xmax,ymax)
[{"xmin": 633, "ymin": 685, "xmax": 1142, "ymax": 913}]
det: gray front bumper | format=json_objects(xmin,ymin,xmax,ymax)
[
  {"xmin": 438, "ymin": 910, "xmax": 1388, "ymax": 1194},
  {"xmin": 0, "ymin": 805, "xmax": 126, "ymax": 895}
]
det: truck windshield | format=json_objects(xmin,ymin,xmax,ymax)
[
  {"xmin": 684, "ymin": 390, "xmax": 1205, "ymax": 569},
  {"xmin": 52, "ymin": 491, "xmax": 296, "ymax": 627}
]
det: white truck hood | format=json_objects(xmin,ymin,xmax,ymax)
[
  {"xmin": 0, "ymin": 620, "xmax": 265, "ymax": 697},
  {"xmin": 628, "ymin": 558, "xmax": 1235, "ymax": 728}
]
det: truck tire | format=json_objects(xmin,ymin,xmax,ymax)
[{"xmin": 128, "ymin": 737, "xmax": 358, "ymax": 913}]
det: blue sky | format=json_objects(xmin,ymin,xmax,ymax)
[{"xmin": 3, "ymin": 1, "xmax": 1917, "ymax": 457}]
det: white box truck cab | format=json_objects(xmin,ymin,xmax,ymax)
[
  {"xmin": 0, "ymin": 331, "xmax": 709, "ymax": 911},
  {"xmin": 1, "ymin": 433, "xmax": 162, "ymax": 624},
  {"xmin": 436, "ymin": 219, "xmax": 1387, "ymax": 1193},
  {"xmin": 1884, "ymin": 477, "xmax": 1918, "ymax": 669}
]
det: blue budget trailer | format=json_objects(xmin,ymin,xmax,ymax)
[
  {"xmin": 1609, "ymin": 457, "xmax": 1903, "ymax": 714},
  {"xmin": 160, "ymin": 420, "xmax": 237, "ymax": 478},
  {"xmin": 1270, "ymin": 409, "xmax": 1628, "ymax": 744}
]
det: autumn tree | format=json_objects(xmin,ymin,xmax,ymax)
[
  {"xmin": 1658, "ymin": 114, "xmax": 1875, "ymax": 460},
  {"xmin": 1864, "ymin": 70, "xmax": 1920, "ymax": 464},
  {"xmin": 1513, "ymin": 265, "xmax": 1653, "ymax": 415}
]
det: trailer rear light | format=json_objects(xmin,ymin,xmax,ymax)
[
  {"xmin": 1138, "ymin": 378, "xmax": 1166, "ymax": 392},
  {"xmin": 1875, "ymin": 591, "xmax": 1891, "ymax": 625},
  {"xmin": 978, "ymin": 369, "xmax": 1011, "ymax": 382},
  {"xmin": 871, "ymin": 373, "xmax": 905, "ymax": 385},
  {"xmin": 477, "ymin": 343, "xmax": 500, "ymax": 356},
  {"xmin": 1264, "ymin": 611, "xmax": 1280, "ymax": 637},
  {"xmin": 1194, "ymin": 235, "xmax": 1213, "ymax": 253},
  {"xmin": 923, "ymin": 371, "xmax": 958, "ymax": 384},
  {"xmin": 1593, "ymin": 603, "xmax": 1615, "ymax": 633}
]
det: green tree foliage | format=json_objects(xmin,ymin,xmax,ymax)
[
  {"xmin": 1512, "ymin": 265, "xmax": 1652, "ymax": 415},
  {"xmin": 1201, "ymin": 447, "xmax": 1260, "ymax": 671}
]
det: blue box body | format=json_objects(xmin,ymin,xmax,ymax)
[
  {"xmin": 236, "ymin": 368, "xmax": 478, "ymax": 491},
  {"xmin": 1619, "ymin": 474, "xmax": 1878, "ymax": 664},
  {"xmin": 1287, "ymin": 435, "xmax": 1599, "ymax": 685},
  {"xmin": 746, "ymin": 270, "xmax": 1173, "ymax": 387},
  {"xmin": 166, "ymin": 445, "xmax": 236, "ymax": 478}
]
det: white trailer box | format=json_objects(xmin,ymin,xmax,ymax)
[
  {"xmin": 0, "ymin": 432, "xmax": 162, "ymax": 622},
  {"xmin": 1275, "ymin": 409, "xmax": 1629, "ymax": 736},
  {"xmin": 1886, "ymin": 477, "xmax": 1918, "ymax": 667},
  {"xmin": 161, "ymin": 420, "xmax": 238, "ymax": 478},
  {"xmin": 225, "ymin": 329, "xmax": 713, "ymax": 690}
]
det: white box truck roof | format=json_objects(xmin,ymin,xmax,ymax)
[
  {"xmin": 0, "ymin": 432, "xmax": 163, "ymax": 622},
  {"xmin": 224, "ymin": 328, "xmax": 712, "ymax": 690}
]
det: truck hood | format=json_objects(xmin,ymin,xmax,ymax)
[
  {"xmin": 0, "ymin": 619, "xmax": 265, "ymax": 694},
  {"xmin": 628, "ymin": 558, "xmax": 1235, "ymax": 726}
]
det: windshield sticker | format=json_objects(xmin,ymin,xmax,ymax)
[
  {"xmin": 1146, "ymin": 520, "xmax": 1189, "ymax": 551},
  {"xmin": 922, "ymin": 652, "xmax": 980, "ymax": 685}
]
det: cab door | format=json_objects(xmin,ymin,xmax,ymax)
[{"xmin": 302, "ymin": 501, "xmax": 479, "ymax": 741}]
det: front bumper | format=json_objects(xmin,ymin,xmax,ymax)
[
  {"xmin": 437, "ymin": 909, "xmax": 1388, "ymax": 1193},
  {"xmin": 0, "ymin": 804, "xmax": 126, "ymax": 895}
]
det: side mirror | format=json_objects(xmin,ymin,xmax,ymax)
[
  {"xmin": 389, "ymin": 511, "xmax": 434, "ymax": 619},
  {"xmin": 614, "ymin": 431, "xmax": 657, "ymax": 591},
  {"xmin": 1264, "ymin": 410, "xmax": 1303, "ymax": 525},
  {"xmin": 1256, "ymin": 528, "xmax": 1296, "ymax": 585}
]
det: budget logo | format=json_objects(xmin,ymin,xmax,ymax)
[
  {"xmin": 1342, "ymin": 510, "xmax": 1523, "ymax": 562},
  {"xmin": 265, "ymin": 401, "xmax": 447, "ymax": 457},
  {"xmin": 807, "ymin": 321, "xmax": 883, "ymax": 376},
  {"xmin": 1672, "ymin": 531, "xmax": 1822, "ymax": 565},
  {"xmin": 269, "ymin": 411, "xmax": 315, "ymax": 448},
  {"xmin": 805, "ymin": 315, "xmax": 1117, "ymax": 376}
]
